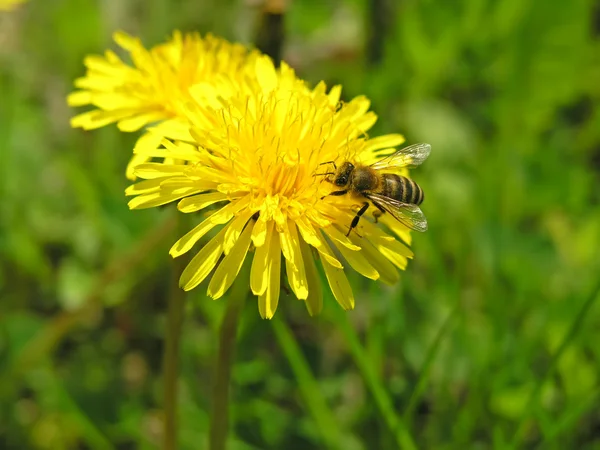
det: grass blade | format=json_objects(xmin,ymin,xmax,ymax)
[
  {"xmin": 510, "ymin": 279, "xmax": 600, "ymax": 447},
  {"xmin": 332, "ymin": 305, "xmax": 418, "ymax": 450},
  {"xmin": 272, "ymin": 319, "xmax": 344, "ymax": 448},
  {"xmin": 402, "ymin": 300, "xmax": 459, "ymax": 421}
]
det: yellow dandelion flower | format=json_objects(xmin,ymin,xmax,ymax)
[
  {"xmin": 126, "ymin": 57, "xmax": 427, "ymax": 318},
  {"xmin": 68, "ymin": 31, "xmax": 261, "ymax": 179},
  {"xmin": 0, "ymin": 0, "xmax": 26, "ymax": 10},
  {"xmin": 68, "ymin": 31, "xmax": 257, "ymax": 132}
]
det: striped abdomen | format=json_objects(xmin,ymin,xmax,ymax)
[{"xmin": 380, "ymin": 174, "xmax": 424, "ymax": 205}]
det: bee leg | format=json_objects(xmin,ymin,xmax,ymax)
[
  {"xmin": 318, "ymin": 161, "xmax": 337, "ymax": 169},
  {"xmin": 347, "ymin": 202, "xmax": 370, "ymax": 237},
  {"xmin": 321, "ymin": 189, "xmax": 348, "ymax": 200},
  {"xmin": 312, "ymin": 171, "xmax": 336, "ymax": 177},
  {"xmin": 373, "ymin": 210, "xmax": 382, "ymax": 223},
  {"xmin": 372, "ymin": 202, "xmax": 386, "ymax": 223}
]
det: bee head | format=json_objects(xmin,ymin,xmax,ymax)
[{"xmin": 335, "ymin": 162, "xmax": 354, "ymax": 186}]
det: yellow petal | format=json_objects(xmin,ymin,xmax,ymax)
[
  {"xmin": 82, "ymin": 54, "xmax": 125, "ymax": 75},
  {"xmin": 321, "ymin": 258, "xmax": 354, "ymax": 310},
  {"xmin": 117, "ymin": 112, "xmax": 167, "ymax": 132},
  {"xmin": 351, "ymin": 234, "xmax": 399, "ymax": 285},
  {"xmin": 179, "ymin": 227, "xmax": 226, "ymax": 291},
  {"xmin": 210, "ymin": 196, "xmax": 251, "ymax": 225},
  {"xmin": 258, "ymin": 233, "xmax": 282, "ymax": 319},
  {"xmin": 327, "ymin": 85, "xmax": 342, "ymax": 107},
  {"xmin": 125, "ymin": 153, "xmax": 152, "ymax": 181},
  {"xmin": 133, "ymin": 163, "xmax": 187, "ymax": 179},
  {"xmin": 353, "ymin": 111, "xmax": 378, "ymax": 134},
  {"xmin": 279, "ymin": 220, "xmax": 297, "ymax": 270},
  {"xmin": 169, "ymin": 211, "xmax": 224, "ymax": 257},
  {"xmin": 282, "ymin": 222, "xmax": 308, "ymax": 299},
  {"xmin": 362, "ymin": 220, "xmax": 414, "ymax": 259},
  {"xmin": 251, "ymin": 218, "xmax": 268, "ymax": 247},
  {"xmin": 373, "ymin": 233, "xmax": 414, "ymax": 260},
  {"xmin": 323, "ymin": 225, "xmax": 361, "ymax": 251},
  {"xmin": 67, "ymin": 91, "xmax": 92, "ymax": 106},
  {"xmin": 223, "ymin": 210, "xmax": 256, "ymax": 254},
  {"xmin": 380, "ymin": 214, "xmax": 412, "ymax": 245},
  {"xmin": 70, "ymin": 110, "xmax": 129, "ymax": 129},
  {"xmin": 349, "ymin": 95, "xmax": 371, "ymax": 117},
  {"xmin": 363, "ymin": 134, "xmax": 406, "ymax": 154},
  {"xmin": 207, "ymin": 221, "xmax": 254, "ymax": 299},
  {"xmin": 295, "ymin": 216, "xmax": 322, "ymax": 247},
  {"xmin": 113, "ymin": 31, "xmax": 138, "ymax": 51},
  {"xmin": 178, "ymin": 192, "xmax": 228, "ymax": 213},
  {"xmin": 250, "ymin": 221, "xmax": 274, "ymax": 295},
  {"xmin": 134, "ymin": 143, "xmax": 202, "ymax": 163},
  {"xmin": 328, "ymin": 228, "xmax": 379, "ymax": 281},
  {"xmin": 378, "ymin": 246, "xmax": 409, "ymax": 270},
  {"xmin": 132, "ymin": 131, "xmax": 164, "ymax": 156},
  {"xmin": 256, "ymin": 56, "xmax": 278, "ymax": 92},
  {"xmin": 127, "ymin": 187, "xmax": 203, "ymax": 209},
  {"xmin": 124, "ymin": 177, "xmax": 166, "ymax": 196},
  {"xmin": 92, "ymin": 92, "xmax": 144, "ymax": 109},
  {"xmin": 189, "ymin": 82, "xmax": 223, "ymax": 110},
  {"xmin": 147, "ymin": 120, "xmax": 194, "ymax": 142},
  {"xmin": 299, "ymin": 239, "xmax": 323, "ymax": 315},
  {"xmin": 285, "ymin": 258, "xmax": 307, "ymax": 300},
  {"xmin": 313, "ymin": 231, "xmax": 343, "ymax": 269}
]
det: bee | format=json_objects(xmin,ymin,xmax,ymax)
[{"xmin": 319, "ymin": 143, "xmax": 431, "ymax": 236}]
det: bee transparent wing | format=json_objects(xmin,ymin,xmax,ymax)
[
  {"xmin": 370, "ymin": 143, "xmax": 431, "ymax": 170},
  {"xmin": 367, "ymin": 193, "xmax": 428, "ymax": 232}
]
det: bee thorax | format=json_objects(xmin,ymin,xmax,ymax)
[{"xmin": 352, "ymin": 167, "xmax": 380, "ymax": 192}]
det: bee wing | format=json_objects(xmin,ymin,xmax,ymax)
[
  {"xmin": 366, "ymin": 193, "xmax": 428, "ymax": 232},
  {"xmin": 370, "ymin": 143, "xmax": 431, "ymax": 170}
]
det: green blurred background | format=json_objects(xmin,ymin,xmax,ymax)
[{"xmin": 1, "ymin": 0, "xmax": 600, "ymax": 448}]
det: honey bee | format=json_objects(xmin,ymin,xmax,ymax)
[{"xmin": 319, "ymin": 143, "xmax": 431, "ymax": 236}]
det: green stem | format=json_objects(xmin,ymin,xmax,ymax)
[
  {"xmin": 209, "ymin": 262, "xmax": 250, "ymax": 450},
  {"xmin": 163, "ymin": 216, "xmax": 190, "ymax": 450},
  {"xmin": 272, "ymin": 319, "xmax": 344, "ymax": 448},
  {"xmin": 256, "ymin": 0, "xmax": 286, "ymax": 66}
]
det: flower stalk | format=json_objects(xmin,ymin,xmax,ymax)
[
  {"xmin": 209, "ymin": 260, "xmax": 250, "ymax": 450},
  {"xmin": 163, "ymin": 215, "xmax": 190, "ymax": 450}
]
